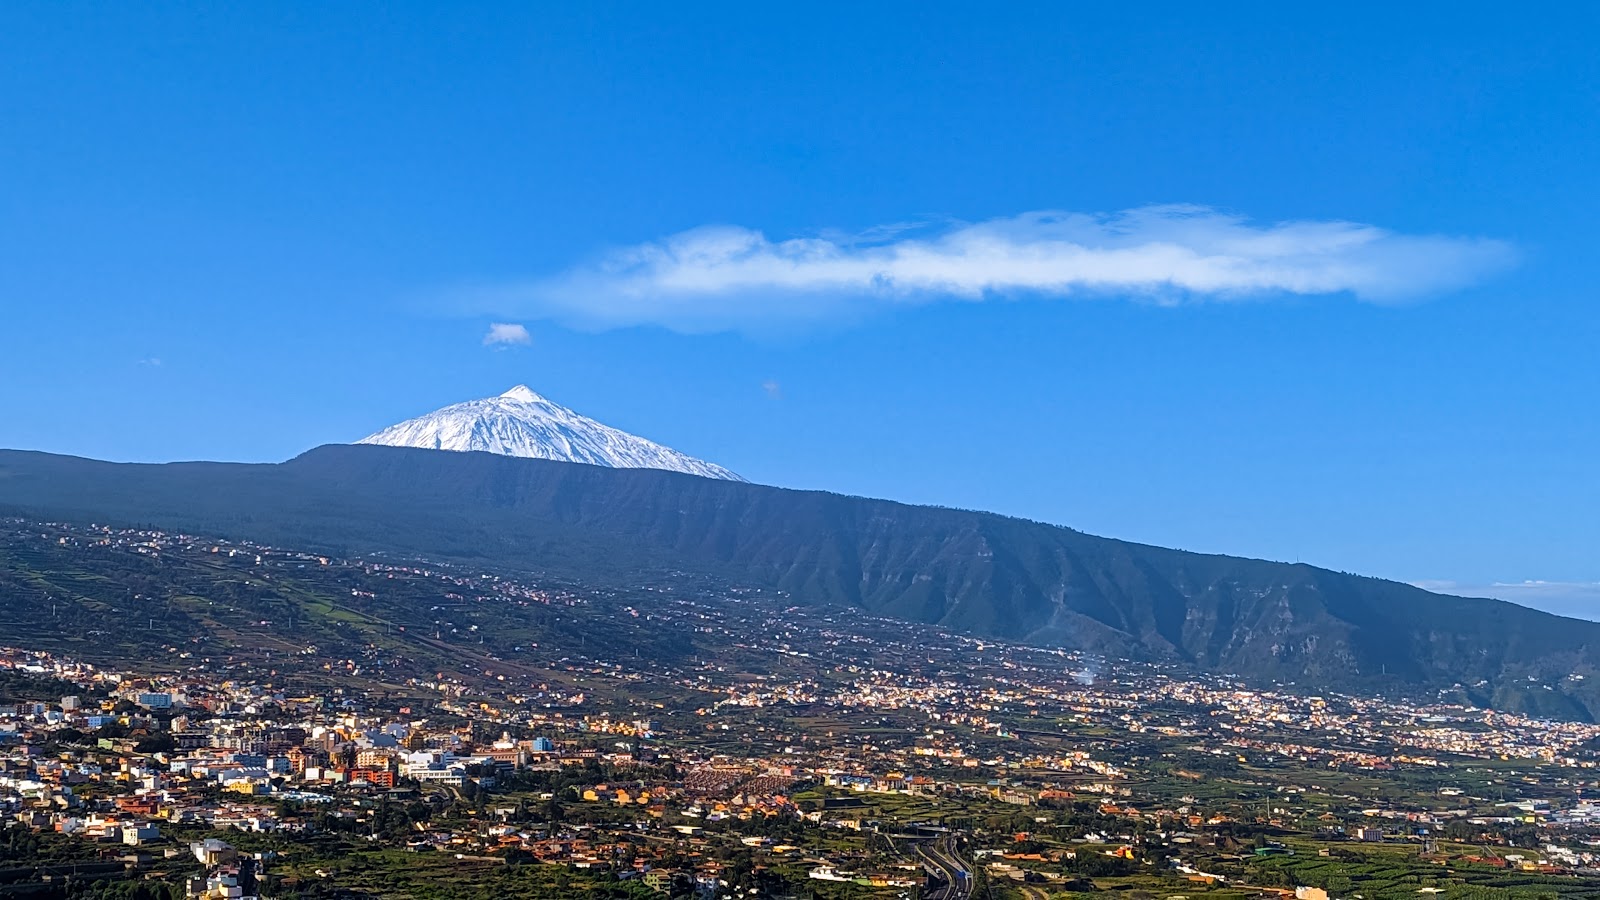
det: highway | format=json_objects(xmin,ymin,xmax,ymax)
[{"xmin": 915, "ymin": 834, "xmax": 974, "ymax": 900}]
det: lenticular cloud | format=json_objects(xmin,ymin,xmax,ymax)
[{"xmin": 491, "ymin": 205, "xmax": 1516, "ymax": 332}]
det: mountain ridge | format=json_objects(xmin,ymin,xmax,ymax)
[{"xmin": 0, "ymin": 443, "xmax": 1595, "ymax": 719}]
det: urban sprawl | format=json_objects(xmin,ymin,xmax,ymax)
[{"xmin": 2, "ymin": 520, "xmax": 1599, "ymax": 899}]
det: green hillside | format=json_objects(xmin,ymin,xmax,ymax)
[{"xmin": 1, "ymin": 445, "xmax": 1595, "ymax": 718}]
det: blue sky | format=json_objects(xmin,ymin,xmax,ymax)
[{"xmin": 3, "ymin": 4, "xmax": 1598, "ymax": 615}]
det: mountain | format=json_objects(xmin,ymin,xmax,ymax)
[
  {"xmin": 1, "ymin": 444, "xmax": 1597, "ymax": 719},
  {"xmin": 357, "ymin": 385, "xmax": 744, "ymax": 481}
]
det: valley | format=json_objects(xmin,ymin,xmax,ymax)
[{"xmin": 4, "ymin": 518, "xmax": 1600, "ymax": 899}]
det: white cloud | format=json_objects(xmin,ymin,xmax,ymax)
[
  {"xmin": 762, "ymin": 379, "xmax": 782, "ymax": 399},
  {"xmin": 137, "ymin": 357, "xmax": 163, "ymax": 367},
  {"xmin": 475, "ymin": 205, "xmax": 1517, "ymax": 332},
  {"xmin": 482, "ymin": 322, "xmax": 532, "ymax": 347},
  {"xmin": 1414, "ymin": 579, "xmax": 1600, "ymax": 622}
]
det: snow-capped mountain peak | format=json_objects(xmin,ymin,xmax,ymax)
[{"xmin": 356, "ymin": 386, "xmax": 744, "ymax": 481}]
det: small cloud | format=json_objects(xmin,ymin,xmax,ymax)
[
  {"xmin": 762, "ymin": 380, "xmax": 782, "ymax": 399},
  {"xmin": 137, "ymin": 357, "xmax": 163, "ymax": 367},
  {"xmin": 463, "ymin": 205, "xmax": 1519, "ymax": 333},
  {"xmin": 483, "ymin": 322, "xmax": 532, "ymax": 348}
]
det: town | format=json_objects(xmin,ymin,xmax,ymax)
[{"xmin": 3, "ymin": 518, "xmax": 1600, "ymax": 899}]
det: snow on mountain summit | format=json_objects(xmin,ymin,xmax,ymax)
[{"xmin": 356, "ymin": 385, "xmax": 745, "ymax": 481}]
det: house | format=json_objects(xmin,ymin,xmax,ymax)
[{"xmin": 122, "ymin": 823, "xmax": 161, "ymax": 845}]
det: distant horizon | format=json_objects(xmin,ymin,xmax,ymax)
[{"xmin": 6, "ymin": 411, "xmax": 1598, "ymax": 624}]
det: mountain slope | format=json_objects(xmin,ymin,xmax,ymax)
[
  {"xmin": 357, "ymin": 385, "xmax": 744, "ymax": 481},
  {"xmin": 0, "ymin": 444, "xmax": 1596, "ymax": 718}
]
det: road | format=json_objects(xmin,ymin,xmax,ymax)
[{"xmin": 916, "ymin": 835, "xmax": 974, "ymax": 900}]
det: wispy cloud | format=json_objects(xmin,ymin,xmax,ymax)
[
  {"xmin": 482, "ymin": 322, "xmax": 532, "ymax": 348},
  {"xmin": 1415, "ymin": 579, "xmax": 1600, "ymax": 622},
  {"xmin": 761, "ymin": 379, "xmax": 782, "ymax": 399},
  {"xmin": 137, "ymin": 357, "xmax": 163, "ymax": 367},
  {"xmin": 470, "ymin": 205, "xmax": 1517, "ymax": 332}
]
